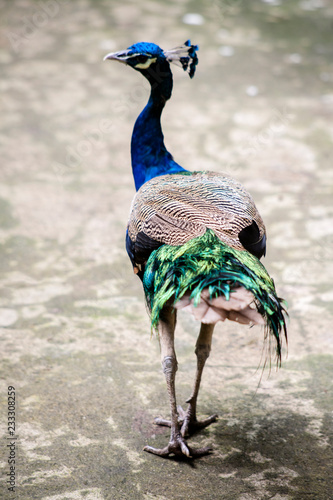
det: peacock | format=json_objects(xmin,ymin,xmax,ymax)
[{"xmin": 104, "ymin": 40, "xmax": 287, "ymax": 458}]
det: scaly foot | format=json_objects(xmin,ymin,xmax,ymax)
[
  {"xmin": 143, "ymin": 433, "xmax": 212, "ymax": 458},
  {"xmin": 177, "ymin": 406, "xmax": 218, "ymax": 437},
  {"xmin": 154, "ymin": 406, "xmax": 218, "ymax": 437}
]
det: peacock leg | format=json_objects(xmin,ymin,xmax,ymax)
[
  {"xmin": 143, "ymin": 306, "xmax": 211, "ymax": 458},
  {"xmin": 180, "ymin": 323, "xmax": 218, "ymax": 437}
]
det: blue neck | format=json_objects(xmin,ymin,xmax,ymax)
[{"xmin": 131, "ymin": 65, "xmax": 186, "ymax": 191}]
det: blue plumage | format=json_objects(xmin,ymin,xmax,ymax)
[
  {"xmin": 128, "ymin": 42, "xmax": 189, "ymax": 190},
  {"xmin": 127, "ymin": 42, "xmax": 164, "ymax": 57},
  {"xmin": 105, "ymin": 41, "xmax": 198, "ymax": 190},
  {"xmin": 131, "ymin": 98, "xmax": 186, "ymax": 190}
]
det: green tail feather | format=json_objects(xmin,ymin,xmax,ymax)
[{"xmin": 143, "ymin": 229, "xmax": 287, "ymax": 362}]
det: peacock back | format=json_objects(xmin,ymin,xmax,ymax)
[{"xmin": 128, "ymin": 171, "xmax": 266, "ymax": 254}]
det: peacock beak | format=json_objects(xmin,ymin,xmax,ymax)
[{"xmin": 103, "ymin": 50, "xmax": 130, "ymax": 64}]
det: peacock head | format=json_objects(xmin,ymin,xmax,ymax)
[{"xmin": 104, "ymin": 40, "xmax": 199, "ymax": 79}]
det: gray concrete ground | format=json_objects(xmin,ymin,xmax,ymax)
[{"xmin": 0, "ymin": 0, "xmax": 333, "ymax": 498}]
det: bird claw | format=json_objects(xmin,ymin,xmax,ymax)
[
  {"xmin": 154, "ymin": 417, "xmax": 172, "ymax": 427},
  {"xmin": 143, "ymin": 434, "xmax": 212, "ymax": 459},
  {"xmin": 180, "ymin": 412, "xmax": 218, "ymax": 438},
  {"xmin": 154, "ymin": 407, "xmax": 218, "ymax": 437}
]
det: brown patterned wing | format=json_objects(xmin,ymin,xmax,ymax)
[{"xmin": 127, "ymin": 171, "xmax": 266, "ymax": 269}]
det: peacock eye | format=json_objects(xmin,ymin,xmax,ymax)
[{"xmin": 137, "ymin": 55, "xmax": 149, "ymax": 64}]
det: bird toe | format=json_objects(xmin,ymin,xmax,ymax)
[
  {"xmin": 181, "ymin": 413, "xmax": 218, "ymax": 437},
  {"xmin": 143, "ymin": 434, "xmax": 212, "ymax": 459}
]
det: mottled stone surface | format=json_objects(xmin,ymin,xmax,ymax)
[{"xmin": 0, "ymin": 0, "xmax": 332, "ymax": 498}]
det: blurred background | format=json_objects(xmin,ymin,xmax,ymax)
[{"xmin": 0, "ymin": 0, "xmax": 332, "ymax": 498}]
